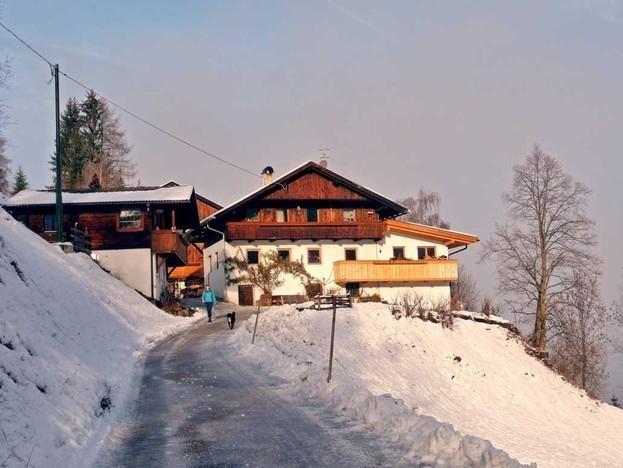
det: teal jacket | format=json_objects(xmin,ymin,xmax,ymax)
[{"xmin": 202, "ymin": 290, "xmax": 216, "ymax": 303}]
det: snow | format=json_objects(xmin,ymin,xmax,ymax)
[
  {"xmin": 230, "ymin": 304, "xmax": 623, "ymax": 468},
  {"xmin": 3, "ymin": 185, "xmax": 194, "ymax": 206},
  {"xmin": 0, "ymin": 208, "xmax": 196, "ymax": 467}
]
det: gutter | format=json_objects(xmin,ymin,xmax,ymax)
[
  {"xmin": 448, "ymin": 244, "xmax": 468, "ymax": 256},
  {"xmin": 204, "ymin": 221, "xmax": 226, "ymax": 287}
]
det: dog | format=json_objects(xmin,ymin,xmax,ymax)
[{"xmin": 226, "ymin": 312, "xmax": 236, "ymax": 330}]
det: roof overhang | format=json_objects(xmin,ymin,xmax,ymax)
[{"xmin": 384, "ymin": 219, "xmax": 479, "ymax": 249}]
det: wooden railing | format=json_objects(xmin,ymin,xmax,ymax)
[
  {"xmin": 333, "ymin": 259, "xmax": 459, "ymax": 284},
  {"xmin": 225, "ymin": 222, "xmax": 384, "ymax": 241},
  {"xmin": 151, "ymin": 230, "xmax": 188, "ymax": 265}
]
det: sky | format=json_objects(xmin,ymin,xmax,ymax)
[{"xmin": 1, "ymin": 0, "xmax": 622, "ymax": 395}]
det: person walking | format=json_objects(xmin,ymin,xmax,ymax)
[{"xmin": 202, "ymin": 286, "xmax": 216, "ymax": 322}]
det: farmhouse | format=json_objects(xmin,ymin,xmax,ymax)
[
  {"xmin": 202, "ymin": 161, "xmax": 478, "ymax": 305},
  {"xmin": 3, "ymin": 184, "xmax": 220, "ymax": 301}
]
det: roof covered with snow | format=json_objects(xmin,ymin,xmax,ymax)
[{"xmin": 3, "ymin": 185, "xmax": 195, "ymax": 207}]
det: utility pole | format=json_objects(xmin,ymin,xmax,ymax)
[{"xmin": 54, "ymin": 64, "xmax": 64, "ymax": 242}]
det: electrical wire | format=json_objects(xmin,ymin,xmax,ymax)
[{"xmin": 0, "ymin": 21, "xmax": 262, "ymax": 180}]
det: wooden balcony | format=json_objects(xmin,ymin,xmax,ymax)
[
  {"xmin": 225, "ymin": 222, "xmax": 384, "ymax": 241},
  {"xmin": 151, "ymin": 229, "xmax": 188, "ymax": 265},
  {"xmin": 333, "ymin": 259, "xmax": 458, "ymax": 285}
]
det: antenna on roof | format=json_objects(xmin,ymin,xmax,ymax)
[{"xmin": 318, "ymin": 148, "xmax": 330, "ymax": 168}]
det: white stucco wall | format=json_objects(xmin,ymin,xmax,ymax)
[
  {"xmin": 94, "ymin": 249, "xmax": 167, "ymax": 300},
  {"xmin": 203, "ymin": 230, "xmax": 456, "ymax": 306}
]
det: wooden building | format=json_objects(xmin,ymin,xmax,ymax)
[
  {"xmin": 3, "ymin": 184, "xmax": 218, "ymax": 302},
  {"xmin": 203, "ymin": 161, "xmax": 479, "ymax": 306}
]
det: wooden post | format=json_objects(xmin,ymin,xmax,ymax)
[
  {"xmin": 327, "ymin": 295, "xmax": 337, "ymax": 383},
  {"xmin": 251, "ymin": 300, "xmax": 261, "ymax": 344}
]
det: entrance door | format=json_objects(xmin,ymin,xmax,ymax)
[{"xmin": 238, "ymin": 285, "xmax": 254, "ymax": 306}]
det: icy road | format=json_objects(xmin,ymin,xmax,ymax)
[{"xmin": 95, "ymin": 304, "xmax": 397, "ymax": 467}]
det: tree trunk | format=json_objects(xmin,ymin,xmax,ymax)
[{"xmin": 534, "ymin": 287, "xmax": 547, "ymax": 352}]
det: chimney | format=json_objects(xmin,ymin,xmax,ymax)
[{"xmin": 261, "ymin": 166, "xmax": 275, "ymax": 186}]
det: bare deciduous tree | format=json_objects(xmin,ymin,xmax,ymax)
[
  {"xmin": 609, "ymin": 276, "xmax": 623, "ymax": 354},
  {"xmin": 450, "ymin": 265, "xmax": 480, "ymax": 311},
  {"xmin": 548, "ymin": 270, "xmax": 607, "ymax": 397},
  {"xmin": 481, "ymin": 146, "xmax": 599, "ymax": 352},
  {"xmin": 398, "ymin": 190, "xmax": 450, "ymax": 229}
]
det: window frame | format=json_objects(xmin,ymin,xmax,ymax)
[
  {"xmin": 246, "ymin": 249, "xmax": 260, "ymax": 265},
  {"xmin": 344, "ymin": 248, "xmax": 357, "ymax": 261},
  {"xmin": 245, "ymin": 207, "xmax": 260, "ymax": 222},
  {"xmin": 393, "ymin": 246, "xmax": 405, "ymax": 259},
  {"xmin": 277, "ymin": 249, "xmax": 291, "ymax": 262},
  {"xmin": 342, "ymin": 209, "xmax": 356, "ymax": 222},
  {"xmin": 417, "ymin": 246, "xmax": 436, "ymax": 260},
  {"xmin": 307, "ymin": 248, "xmax": 321, "ymax": 265},
  {"xmin": 43, "ymin": 214, "xmax": 56, "ymax": 232},
  {"xmin": 117, "ymin": 209, "xmax": 144, "ymax": 232},
  {"xmin": 275, "ymin": 208, "xmax": 288, "ymax": 223},
  {"xmin": 306, "ymin": 207, "xmax": 319, "ymax": 222}
]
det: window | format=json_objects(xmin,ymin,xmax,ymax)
[
  {"xmin": 345, "ymin": 248, "xmax": 357, "ymax": 261},
  {"xmin": 278, "ymin": 249, "xmax": 290, "ymax": 261},
  {"xmin": 275, "ymin": 208, "xmax": 288, "ymax": 223},
  {"xmin": 306, "ymin": 208, "xmax": 318, "ymax": 222},
  {"xmin": 342, "ymin": 209, "xmax": 356, "ymax": 222},
  {"xmin": 44, "ymin": 214, "xmax": 56, "ymax": 232},
  {"xmin": 393, "ymin": 247, "xmax": 405, "ymax": 259},
  {"xmin": 246, "ymin": 207, "xmax": 259, "ymax": 221},
  {"xmin": 417, "ymin": 247, "xmax": 436, "ymax": 260},
  {"xmin": 307, "ymin": 248, "xmax": 321, "ymax": 264},
  {"xmin": 16, "ymin": 214, "xmax": 28, "ymax": 226},
  {"xmin": 247, "ymin": 250, "xmax": 259, "ymax": 264},
  {"xmin": 118, "ymin": 209, "xmax": 143, "ymax": 231}
]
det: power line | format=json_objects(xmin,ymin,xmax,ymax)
[{"xmin": 0, "ymin": 21, "xmax": 262, "ymax": 180}]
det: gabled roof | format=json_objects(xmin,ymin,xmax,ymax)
[
  {"xmin": 160, "ymin": 181, "xmax": 222, "ymax": 210},
  {"xmin": 384, "ymin": 219, "xmax": 479, "ymax": 249},
  {"xmin": 202, "ymin": 160, "xmax": 408, "ymax": 224},
  {"xmin": 4, "ymin": 185, "xmax": 195, "ymax": 207}
]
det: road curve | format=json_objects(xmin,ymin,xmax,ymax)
[{"xmin": 94, "ymin": 305, "xmax": 397, "ymax": 468}]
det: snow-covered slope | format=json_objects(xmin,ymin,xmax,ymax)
[
  {"xmin": 0, "ymin": 209, "xmax": 193, "ymax": 467},
  {"xmin": 231, "ymin": 304, "xmax": 623, "ymax": 467}
]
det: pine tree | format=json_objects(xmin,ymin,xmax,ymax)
[
  {"xmin": 49, "ymin": 98, "xmax": 86, "ymax": 189},
  {"xmin": 11, "ymin": 166, "xmax": 28, "ymax": 195},
  {"xmin": 0, "ymin": 134, "xmax": 10, "ymax": 196},
  {"xmin": 80, "ymin": 90, "xmax": 134, "ymax": 188}
]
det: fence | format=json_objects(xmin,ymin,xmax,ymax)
[{"xmin": 70, "ymin": 225, "xmax": 92, "ymax": 255}]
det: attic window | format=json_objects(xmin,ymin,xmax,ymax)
[
  {"xmin": 118, "ymin": 210, "xmax": 143, "ymax": 231},
  {"xmin": 342, "ymin": 209, "xmax": 356, "ymax": 222},
  {"xmin": 246, "ymin": 208, "xmax": 259, "ymax": 221}
]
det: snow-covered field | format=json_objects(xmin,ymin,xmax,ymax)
[
  {"xmin": 231, "ymin": 304, "xmax": 623, "ymax": 468},
  {"xmin": 0, "ymin": 209, "xmax": 195, "ymax": 468}
]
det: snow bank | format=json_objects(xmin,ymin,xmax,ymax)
[
  {"xmin": 0, "ymin": 209, "xmax": 194, "ymax": 467},
  {"xmin": 231, "ymin": 304, "xmax": 623, "ymax": 468}
]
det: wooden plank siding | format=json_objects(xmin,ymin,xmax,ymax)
[
  {"xmin": 333, "ymin": 259, "xmax": 459, "ymax": 284},
  {"xmin": 255, "ymin": 206, "xmax": 378, "ymax": 223},
  {"xmin": 226, "ymin": 222, "xmax": 384, "ymax": 241},
  {"xmin": 151, "ymin": 230, "xmax": 188, "ymax": 265},
  {"xmin": 264, "ymin": 172, "xmax": 365, "ymax": 201}
]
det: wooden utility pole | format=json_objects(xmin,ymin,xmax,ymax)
[
  {"xmin": 53, "ymin": 64, "xmax": 64, "ymax": 242},
  {"xmin": 327, "ymin": 295, "xmax": 337, "ymax": 383}
]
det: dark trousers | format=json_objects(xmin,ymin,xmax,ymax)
[{"xmin": 205, "ymin": 302, "xmax": 213, "ymax": 321}]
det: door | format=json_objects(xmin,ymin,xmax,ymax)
[{"xmin": 238, "ymin": 285, "xmax": 254, "ymax": 306}]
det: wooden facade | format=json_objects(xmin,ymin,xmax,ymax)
[
  {"xmin": 333, "ymin": 259, "xmax": 459, "ymax": 285},
  {"xmin": 225, "ymin": 222, "xmax": 384, "ymax": 241}
]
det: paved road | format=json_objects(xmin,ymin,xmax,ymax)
[{"xmin": 95, "ymin": 304, "xmax": 398, "ymax": 468}]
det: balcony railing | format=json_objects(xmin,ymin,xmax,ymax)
[
  {"xmin": 333, "ymin": 259, "xmax": 458, "ymax": 284},
  {"xmin": 225, "ymin": 222, "xmax": 384, "ymax": 241},
  {"xmin": 151, "ymin": 229, "xmax": 188, "ymax": 265}
]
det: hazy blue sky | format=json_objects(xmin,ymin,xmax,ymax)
[{"xmin": 1, "ymin": 0, "xmax": 622, "ymax": 395}]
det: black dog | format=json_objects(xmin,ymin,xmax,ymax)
[{"xmin": 226, "ymin": 312, "xmax": 236, "ymax": 330}]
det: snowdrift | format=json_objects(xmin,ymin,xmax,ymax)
[
  {"xmin": 0, "ymin": 209, "xmax": 192, "ymax": 467},
  {"xmin": 231, "ymin": 304, "xmax": 623, "ymax": 467}
]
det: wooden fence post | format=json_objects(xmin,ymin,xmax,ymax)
[
  {"xmin": 251, "ymin": 301, "xmax": 261, "ymax": 344},
  {"xmin": 327, "ymin": 295, "xmax": 337, "ymax": 383}
]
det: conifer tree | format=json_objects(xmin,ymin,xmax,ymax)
[
  {"xmin": 49, "ymin": 98, "xmax": 86, "ymax": 188},
  {"xmin": 11, "ymin": 166, "xmax": 28, "ymax": 195}
]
